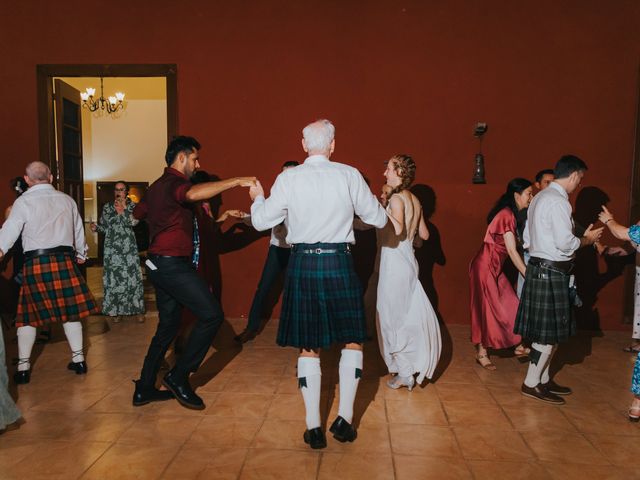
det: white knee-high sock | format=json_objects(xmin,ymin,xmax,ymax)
[
  {"xmin": 63, "ymin": 321, "xmax": 84, "ymax": 363},
  {"xmin": 338, "ymin": 349, "xmax": 363, "ymax": 424},
  {"xmin": 17, "ymin": 326, "xmax": 36, "ymax": 371},
  {"xmin": 524, "ymin": 343, "xmax": 553, "ymax": 388},
  {"xmin": 298, "ymin": 357, "xmax": 321, "ymax": 430},
  {"xmin": 540, "ymin": 345, "xmax": 558, "ymax": 384}
]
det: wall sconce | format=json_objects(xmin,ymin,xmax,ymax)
[{"xmin": 472, "ymin": 122, "xmax": 488, "ymax": 184}]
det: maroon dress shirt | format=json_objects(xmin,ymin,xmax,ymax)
[{"xmin": 134, "ymin": 167, "xmax": 194, "ymax": 257}]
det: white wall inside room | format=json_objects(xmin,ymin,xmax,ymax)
[{"xmin": 56, "ymin": 77, "xmax": 167, "ymax": 257}]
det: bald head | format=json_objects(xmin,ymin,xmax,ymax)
[
  {"xmin": 25, "ymin": 161, "xmax": 52, "ymax": 185},
  {"xmin": 302, "ymin": 119, "xmax": 335, "ymax": 157}
]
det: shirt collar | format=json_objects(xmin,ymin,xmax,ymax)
[
  {"xmin": 24, "ymin": 183, "xmax": 54, "ymax": 194},
  {"xmin": 549, "ymin": 181, "xmax": 568, "ymax": 199},
  {"xmin": 165, "ymin": 167, "xmax": 188, "ymax": 180},
  {"xmin": 304, "ymin": 155, "xmax": 330, "ymax": 164}
]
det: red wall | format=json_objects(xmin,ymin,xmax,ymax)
[{"xmin": 1, "ymin": 1, "xmax": 639, "ymax": 330}]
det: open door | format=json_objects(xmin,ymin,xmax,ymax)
[{"xmin": 54, "ymin": 79, "xmax": 85, "ymax": 220}]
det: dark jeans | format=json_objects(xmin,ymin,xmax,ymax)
[
  {"xmin": 245, "ymin": 245, "xmax": 290, "ymax": 332},
  {"xmin": 138, "ymin": 256, "xmax": 224, "ymax": 388}
]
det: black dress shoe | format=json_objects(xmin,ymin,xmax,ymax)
[
  {"xmin": 521, "ymin": 383, "xmax": 565, "ymax": 405},
  {"xmin": 329, "ymin": 416, "xmax": 357, "ymax": 442},
  {"xmin": 162, "ymin": 370, "xmax": 205, "ymax": 410},
  {"xmin": 132, "ymin": 380, "xmax": 175, "ymax": 406},
  {"xmin": 13, "ymin": 370, "xmax": 30, "ymax": 385},
  {"xmin": 67, "ymin": 361, "xmax": 88, "ymax": 375},
  {"xmin": 303, "ymin": 427, "xmax": 327, "ymax": 449},
  {"xmin": 541, "ymin": 380, "xmax": 572, "ymax": 396},
  {"xmin": 233, "ymin": 329, "xmax": 257, "ymax": 344}
]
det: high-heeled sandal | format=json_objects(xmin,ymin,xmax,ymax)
[
  {"xmin": 386, "ymin": 375, "xmax": 415, "ymax": 391},
  {"xmin": 476, "ymin": 353, "xmax": 496, "ymax": 371},
  {"xmin": 514, "ymin": 345, "xmax": 530, "ymax": 358},
  {"xmin": 629, "ymin": 399, "xmax": 640, "ymax": 422}
]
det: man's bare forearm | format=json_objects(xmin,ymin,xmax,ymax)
[{"xmin": 186, "ymin": 178, "xmax": 240, "ymax": 202}]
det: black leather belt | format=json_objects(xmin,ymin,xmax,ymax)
[
  {"xmin": 529, "ymin": 256, "xmax": 574, "ymax": 274},
  {"xmin": 148, "ymin": 254, "xmax": 190, "ymax": 260},
  {"xmin": 24, "ymin": 246, "xmax": 74, "ymax": 259},
  {"xmin": 292, "ymin": 243, "xmax": 351, "ymax": 255}
]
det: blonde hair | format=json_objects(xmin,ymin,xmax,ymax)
[{"xmin": 388, "ymin": 154, "xmax": 416, "ymax": 196}]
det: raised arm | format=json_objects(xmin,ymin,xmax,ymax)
[
  {"xmin": 250, "ymin": 176, "xmax": 288, "ymax": 231},
  {"xmin": 351, "ymin": 171, "xmax": 387, "ymax": 229},
  {"xmin": 186, "ymin": 177, "xmax": 256, "ymax": 202}
]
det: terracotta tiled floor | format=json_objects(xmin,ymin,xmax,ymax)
[{"xmin": 0, "ymin": 267, "xmax": 638, "ymax": 479}]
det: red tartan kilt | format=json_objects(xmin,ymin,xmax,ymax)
[{"xmin": 16, "ymin": 252, "xmax": 99, "ymax": 327}]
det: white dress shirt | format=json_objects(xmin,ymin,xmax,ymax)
[
  {"xmin": 0, "ymin": 183, "xmax": 88, "ymax": 259},
  {"xmin": 524, "ymin": 181, "xmax": 581, "ymax": 261},
  {"xmin": 251, "ymin": 155, "xmax": 388, "ymax": 244}
]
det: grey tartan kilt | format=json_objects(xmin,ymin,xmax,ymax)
[
  {"xmin": 277, "ymin": 244, "xmax": 367, "ymax": 350},
  {"xmin": 514, "ymin": 262, "xmax": 575, "ymax": 344}
]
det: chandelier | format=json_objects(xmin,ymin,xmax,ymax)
[{"xmin": 80, "ymin": 77, "xmax": 125, "ymax": 115}]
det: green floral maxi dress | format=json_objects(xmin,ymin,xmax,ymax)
[{"xmin": 96, "ymin": 201, "xmax": 145, "ymax": 316}]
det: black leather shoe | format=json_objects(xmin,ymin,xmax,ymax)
[
  {"xmin": 233, "ymin": 329, "xmax": 257, "ymax": 344},
  {"xmin": 132, "ymin": 380, "xmax": 175, "ymax": 406},
  {"xmin": 329, "ymin": 416, "xmax": 357, "ymax": 442},
  {"xmin": 67, "ymin": 361, "xmax": 88, "ymax": 375},
  {"xmin": 541, "ymin": 380, "xmax": 572, "ymax": 396},
  {"xmin": 303, "ymin": 427, "xmax": 327, "ymax": 449},
  {"xmin": 162, "ymin": 370, "xmax": 205, "ymax": 410},
  {"xmin": 521, "ymin": 383, "xmax": 565, "ymax": 405},
  {"xmin": 14, "ymin": 370, "xmax": 31, "ymax": 385}
]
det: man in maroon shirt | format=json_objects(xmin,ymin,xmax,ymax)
[{"xmin": 132, "ymin": 136, "xmax": 255, "ymax": 410}]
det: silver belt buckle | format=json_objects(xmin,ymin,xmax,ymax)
[{"xmin": 315, "ymin": 248, "xmax": 323, "ymax": 254}]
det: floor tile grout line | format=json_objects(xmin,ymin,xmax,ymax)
[{"xmin": 76, "ymin": 440, "xmax": 118, "ymax": 480}]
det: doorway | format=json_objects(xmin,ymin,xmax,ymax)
[{"xmin": 36, "ymin": 64, "xmax": 177, "ymax": 262}]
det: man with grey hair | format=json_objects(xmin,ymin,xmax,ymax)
[
  {"xmin": 249, "ymin": 119, "xmax": 388, "ymax": 449},
  {"xmin": 0, "ymin": 161, "xmax": 98, "ymax": 384}
]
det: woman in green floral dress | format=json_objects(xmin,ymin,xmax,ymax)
[{"xmin": 90, "ymin": 182, "xmax": 145, "ymax": 321}]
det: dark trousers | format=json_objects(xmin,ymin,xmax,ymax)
[
  {"xmin": 138, "ymin": 256, "xmax": 224, "ymax": 388},
  {"xmin": 245, "ymin": 245, "xmax": 291, "ymax": 332}
]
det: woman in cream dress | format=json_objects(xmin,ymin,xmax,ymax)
[{"xmin": 377, "ymin": 154, "xmax": 442, "ymax": 390}]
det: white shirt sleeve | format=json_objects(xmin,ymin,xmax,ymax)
[
  {"xmin": 350, "ymin": 171, "xmax": 387, "ymax": 229},
  {"xmin": 523, "ymin": 220, "xmax": 530, "ymax": 250},
  {"xmin": 250, "ymin": 174, "xmax": 288, "ymax": 231},
  {"xmin": 551, "ymin": 199, "xmax": 581, "ymax": 256},
  {"xmin": 0, "ymin": 201, "xmax": 25, "ymax": 254},
  {"xmin": 72, "ymin": 201, "xmax": 89, "ymax": 259}
]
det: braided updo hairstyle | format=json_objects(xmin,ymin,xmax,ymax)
[{"xmin": 388, "ymin": 154, "xmax": 416, "ymax": 196}]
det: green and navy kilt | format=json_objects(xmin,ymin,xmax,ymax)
[
  {"xmin": 277, "ymin": 243, "xmax": 366, "ymax": 349},
  {"xmin": 16, "ymin": 252, "xmax": 99, "ymax": 327},
  {"xmin": 514, "ymin": 262, "xmax": 575, "ymax": 344}
]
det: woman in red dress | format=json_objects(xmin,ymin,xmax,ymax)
[{"xmin": 469, "ymin": 178, "xmax": 533, "ymax": 370}]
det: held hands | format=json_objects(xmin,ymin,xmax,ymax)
[
  {"xmin": 582, "ymin": 223, "xmax": 604, "ymax": 246},
  {"xmin": 237, "ymin": 177, "xmax": 257, "ymax": 187},
  {"xmin": 89, "ymin": 222, "xmax": 98, "ymax": 232},
  {"xmin": 249, "ymin": 180, "xmax": 265, "ymax": 201}
]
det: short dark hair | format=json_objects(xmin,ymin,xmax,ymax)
[
  {"xmin": 10, "ymin": 176, "xmax": 28, "ymax": 197},
  {"xmin": 191, "ymin": 170, "xmax": 210, "ymax": 184},
  {"xmin": 114, "ymin": 180, "xmax": 129, "ymax": 192},
  {"xmin": 165, "ymin": 136, "xmax": 201, "ymax": 166},
  {"xmin": 282, "ymin": 161, "xmax": 299, "ymax": 168},
  {"xmin": 554, "ymin": 155, "xmax": 588, "ymax": 179},
  {"xmin": 534, "ymin": 169, "xmax": 554, "ymax": 183}
]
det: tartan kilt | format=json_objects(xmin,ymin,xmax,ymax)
[
  {"xmin": 16, "ymin": 252, "xmax": 99, "ymax": 327},
  {"xmin": 514, "ymin": 262, "xmax": 575, "ymax": 344},
  {"xmin": 277, "ymin": 244, "xmax": 366, "ymax": 349}
]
